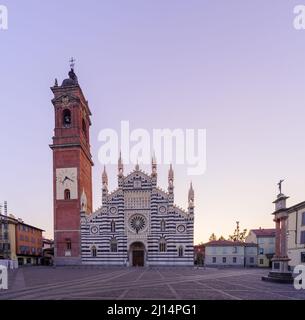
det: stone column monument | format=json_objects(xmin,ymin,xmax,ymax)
[{"xmin": 262, "ymin": 181, "xmax": 293, "ymax": 283}]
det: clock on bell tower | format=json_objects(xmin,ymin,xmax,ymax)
[{"xmin": 50, "ymin": 64, "xmax": 93, "ymax": 265}]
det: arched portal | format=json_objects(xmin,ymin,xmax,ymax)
[{"xmin": 130, "ymin": 242, "xmax": 145, "ymax": 267}]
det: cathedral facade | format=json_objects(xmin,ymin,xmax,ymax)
[{"xmin": 50, "ymin": 67, "xmax": 194, "ymax": 266}]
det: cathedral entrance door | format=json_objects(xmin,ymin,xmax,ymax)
[
  {"xmin": 133, "ymin": 250, "xmax": 144, "ymax": 267},
  {"xmin": 130, "ymin": 242, "xmax": 145, "ymax": 267}
]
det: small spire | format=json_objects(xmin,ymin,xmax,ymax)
[
  {"xmin": 118, "ymin": 151, "xmax": 124, "ymax": 177},
  {"xmin": 189, "ymin": 182, "xmax": 194, "ymax": 194},
  {"xmin": 152, "ymin": 153, "xmax": 157, "ymax": 177},
  {"xmin": 168, "ymin": 164, "xmax": 174, "ymax": 192},
  {"xmin": 102, "ymin": 166, "xmax": 108, "ymax": 186},
  {"xmin": 135, "ymin": 161, "xmax": 140, "ymax": 171},
  {"xmin": 54, "ymin": 78, "xmax": 58, "ymax": 87},
  {"xmin": 168, "ymin": 164, "xmax": 174, "ymax": 180},
  {"xmin": 190, "ymin": 181, "xmax": 194, "ymax": 191},
  {"xmin": 188, "ymin": 182, "xmax": 195, "ymax": 209},
  {"xmin": 81, "ymin": 189, "xmax": 87, "ymax": 212},
  {"xmin": 152, "ymin": 151, "xmax": 157, "ymax": 165}
]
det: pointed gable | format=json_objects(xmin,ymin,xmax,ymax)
[{"xmin": 123, "ymin": 170, "xmax": 153, "ymax": 190}]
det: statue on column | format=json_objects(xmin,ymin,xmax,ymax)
[
  {"xmin": 278, "ymin": 179, "xmax": 284, "ymax": 194},
  {"xmin": 262, "ymin": 181, "xmax": 293, "ymax": 283}
]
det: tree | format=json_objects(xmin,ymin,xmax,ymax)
[
  {"xmin": 228, "ymin": 221, "xmax": 247, "ymax": 242},
  {"xmin": 218, "ymin": 236, "xmax": 225, "ymax": 241},
  {"xmin": 209, "ymin": 233, "xmax": 217, "ymax": 241}
]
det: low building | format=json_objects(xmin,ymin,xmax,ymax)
[
  {"xmin": 245, "ymin": 228, "xmax": 275, "ymax": 268},
  {"xmin": 287, "ymin": 201, "xmax": 305, "ymax": 268},
  {"xmin": 0, "ymin": 214, "xmax": 18, "ymax": 261},
  {"xmin": 1, "ymin": 214, "xmax": 44, "ymax": 265},
  {"xmin": 15, "ymin": 219, "xmax": 44, "ymax": 265},
  {"xmin": 43, "ymin": 238, "xmax": 54, "ymax": 250},
  {"xmin": 244, "ymin": 243, "xmax": 259, "ymax": 266},
  {"xmin": 41, "ymin": 238, "xmax": 54, "ymax": 265},
  {"xmin": 204, "ymin": 240, "xmax": 257, "ymax": 268}
]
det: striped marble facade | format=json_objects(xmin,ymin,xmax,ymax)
[{"xmin": 81, "ymin": 160, "xmax": 194, "ymax": 266}]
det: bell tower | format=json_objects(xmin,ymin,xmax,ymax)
[{"xmin": 50, "ymin": 61, "xmax": 93, "ymax": 265}]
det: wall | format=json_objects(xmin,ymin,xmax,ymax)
[
  {"xmin": 205, "ymin": 245, "xmax": 244, "ymax": 267},
  {"xmin": 16, "ymin": 223, "xmax": 43, "ymax": 265},
  {"xmin": 287, "ymin": 207, "xmax": 305, "ymax": 267},
  {"xmin": 244, "ymin": 246, "xmax": 258, "ymax": 267},
  {"xmin": 8, "ymin": 222, "xmax": 17, "ymax": 260},
  {"xmin": 246, "ymin": 231, "xmax": 274, "ymax": 267}
]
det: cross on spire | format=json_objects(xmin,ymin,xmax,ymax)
[{"xmin": 70, "ymin": 57, "xmax": 76, "ymax": 70}]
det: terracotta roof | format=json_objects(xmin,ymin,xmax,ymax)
[
  {"xmin": 251, "ymin": 228, "xmax": 275, "ymax": 237},
  {"xmin": 205, "ymin": 240, "xmax": 257, "ymax": 247},
  {"xmin": 0, "ymin": 214, "xmax": 44, "ymax": 231},
  {"xmin": 288, "ymin": 201, "xmax": 305, "ymax": 212},
  {"xmin": 244, "ymin": 242, "xmax": 258, "ymax": 247},
  {"xmin": 205, "ymin": 240, "xmax": 244, "ymax": 247}
]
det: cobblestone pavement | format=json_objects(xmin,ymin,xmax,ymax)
[{"xmin": 0, "ymin": 267, "xmax": 304, "ymax": 300}]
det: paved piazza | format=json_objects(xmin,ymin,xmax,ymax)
[{"xmin": 0, "ymin": 267, "xmax": 305, "ymax": 300}]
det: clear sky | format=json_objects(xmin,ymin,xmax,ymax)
[{"xmin": 0, "ymin": 1, "xmax": 305, "ymax": 243}]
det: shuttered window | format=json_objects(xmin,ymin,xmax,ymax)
[
  {"xmin": 300, "ymin": 231, "xmax": 305, "ymax": 244},
  {"xmin": 302, "ymin": 212, "xmax": 305, "ymax": 226}
]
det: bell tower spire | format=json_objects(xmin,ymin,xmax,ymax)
[{"xmin": 50, "ymin": 62, "xmax": 93, "ymax": 266}]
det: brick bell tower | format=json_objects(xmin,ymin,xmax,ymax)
[{"xmin": 50, "ymin": 61, "xmax": 93, "ymax": 265}]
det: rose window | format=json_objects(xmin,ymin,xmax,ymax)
[{"xmin": 129, "ymin": 215, "xmax": 146, "ymax": 234}]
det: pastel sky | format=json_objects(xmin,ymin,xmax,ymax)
[{"xmin": 0, "ymin": 1, "xmax": 305, "ymax": 243}]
